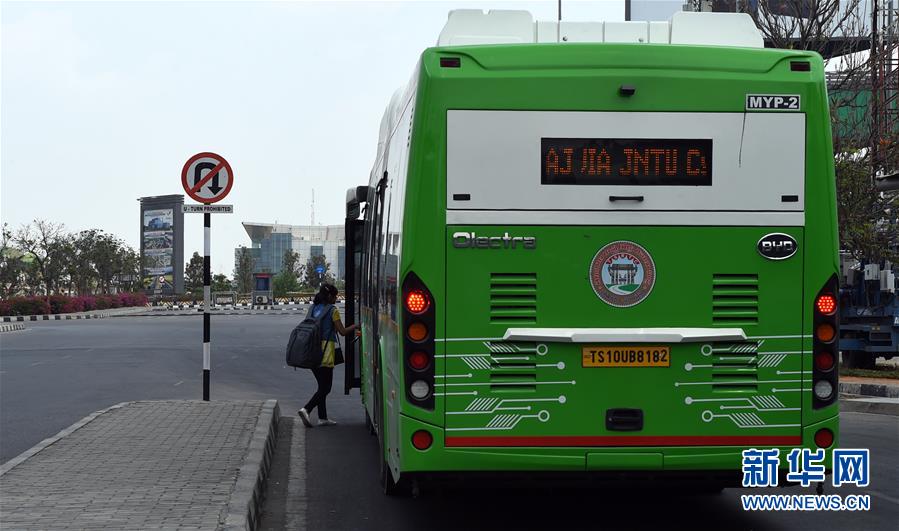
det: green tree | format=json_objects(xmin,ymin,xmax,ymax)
[
  {"xmin": 0, "ymin": 223, "xmax": 25, "ymax": 298},
  {"xmin": 234, "ymin": 246, "xmax": 255, "ymax": 294},
  {"xmin": 67, "ymin": 230, "xmax": 98, "ymax": 295},
  {"xmin": 15, "ymin": 220, "xmax": 68, "ymax": 295},
  {"xmin": 273, "ymin": 249, "xmax": 301, "ymax": 296},
  {"xmin": 185, "ymin": 252, "xmax": 205, "ymax": 292},
  {"xmin": 282, "ymin": 249, "xmax": 302, "ymax": 277},
  {"xmin": 117, "ymin": 247, "xmax": 142, "ymax": 293},
  {"xmin": 212, "ymin": 273, "xmax": 232, "ymax": 292},
  {"xmin": 303, "ymin": 254, "xmax": 333, "ymax": 289},
  {"xmin": 91, "ymin": 231, "xmax": 125, "ymax": 294}
]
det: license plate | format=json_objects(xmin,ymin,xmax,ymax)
[{"xmin": 581, "ymin": 346, "xmax": 670, "ymax": 367}]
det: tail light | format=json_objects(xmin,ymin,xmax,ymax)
[
  {"xmin": 812, "ymin": 276, "xmax": 839, "ymax": 409},
  {"xmin": 403, "ymin": 272, "xmax": 435, "ymax": 410},
  {"xmin": 412, "ymin": 430, "xmax": 433, "ymax": 450},
  {"xmin": 815, "ymin": 294, "xmax": 837, "ymax": 315},
  {"xmin": 405, "ymin": 290, "xmax": 430, "ymax": 314},
  {"xmin": 814, "ymin": 428, "xmax": 834, "ymax": 449}
]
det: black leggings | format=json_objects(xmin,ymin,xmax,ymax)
[{"xmin": 303, "ymin": 367, "xmax": 334, "ymax": 420}]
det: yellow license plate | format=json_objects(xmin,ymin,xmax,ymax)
[{"xmin": 581, "ymin": 346, "xmax": 670, "ymax": 367}]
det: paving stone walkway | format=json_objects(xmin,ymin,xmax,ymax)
[{"xmin": 0, "ymin": 400, "xmax": 269, "ymax": 530}]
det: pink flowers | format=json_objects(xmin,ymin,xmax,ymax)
[{"xmin": 1, "ymin": 293, "xmax": 148, "ymax": 316}]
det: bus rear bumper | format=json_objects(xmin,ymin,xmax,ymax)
[{"xmin": 399, "ymin": 413, "xmax": 839, "ymax": 474}]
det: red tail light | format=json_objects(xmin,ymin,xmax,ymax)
[
  {"xmin": 816, "ymin": 294, "xmax": 836, "ymax": 315},
  {"xmin": 412, "ymin": 430, "xmax": 433, "ymax": 450},
  {"xmin": 409, "ymin": 351, "xmax": 430, "ymax": 371},
  {"xmin": 814, "ymin": 351, "xmax": 835, "ymax": 372},
  {"xmin": 403, "ymin": 273, "xmax": 435, "ymax": 410},
  {"xmin": 405, "ymin": 290, "xmax": 429, "ymax": 314},
  {"xmin": 814, "ymin": 428, "xmax": 834, "ymax": 448},
  {"xmin": 812, "ymin": 276, "xmax": 839, "ymax": 409}
]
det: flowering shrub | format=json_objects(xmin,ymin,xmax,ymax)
[
  {"xmin": 3, "ymin": 297, "xmax": 52, "ymax": 316},
  {"xmin": 0, "ymin": 293, "xmax": 148, "ymax": 316}
]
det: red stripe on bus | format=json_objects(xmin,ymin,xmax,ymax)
[{"xmin": 444, "ymin": 435, "xmax": 802, "ymax": 447}]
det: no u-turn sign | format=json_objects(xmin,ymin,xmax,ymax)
[{"xmin": 181, "ymin": 152, "xmax": 234, "ymax": 203}]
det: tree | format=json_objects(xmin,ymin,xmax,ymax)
[
  {"xmin": 0, "ymin": 223, "xmax": 25, "ymax": 298},
  {"xmin": 185, "ymin": 252, "xmax": 205, "ymax": 292},
  {"xmin": 15, "ymin": 220, "xmax": 68, "ymax": 296},
  {"xmin": 91, "ymin": 231, "xmax": 125, "ymax": 294},
  {"xmin": 745, "ymin": 0, "xmax": 899, "ymax": 262},
  {"xmin": 282, "ymin": 249, "xmax": 302, "ymax": 277},
  {"xmin": 303, "ymin": 254, "xmax": 334, "ymax": 289},
  {"xmin": 67, "ymin": 230, "xmax": 99, "ymax": 295},
  {"xmin": 212, "ymin": 273, "xmax": 232, "ymax": 292},
  {"xmin": 271, "ymin": 249, "xmax": 300, "ymax": 296},
  {"xmin": 117, "ymin": 247, "xmax": 142, "ymax": 293},
  {"xmin": 234, "ymin": 246, "xmax": 255, "ymax": 294}
]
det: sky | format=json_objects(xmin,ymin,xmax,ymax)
[{"xmin": 1, "ymin": 0, "xmax": 628, "ymax": 276}]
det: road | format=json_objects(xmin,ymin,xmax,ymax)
[
  {"xmin": 0, "ymin": 313, "xmax": 317, "ymax": 462},
  {"xmin": 2, "ymin": 314, "xmax": 897, "ymax": 530}
]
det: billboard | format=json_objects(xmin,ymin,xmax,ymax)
[{"xmin": 139, "ymin": 195, "xmax": 184, "ymax": 295}]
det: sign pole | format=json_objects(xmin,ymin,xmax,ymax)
[
  {"xmin": 203, "ymin": 209, "xmax": 211, "ymax": 401},
  {"xmin": 181, "ymin": 151, "xmax": 233, "ymax": 402}
]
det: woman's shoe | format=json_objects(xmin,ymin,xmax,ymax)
[
  {"xmin": 317, "ymin": 419, "xmax": 338, "ymax": 427},
  {"xmin": 298, "ymin": 408, "xmax": 313, "ymax": 427}
]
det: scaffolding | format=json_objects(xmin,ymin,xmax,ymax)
[{"xmin": 870, "ymin": 0, "xmax": 899, "ymax": 177}]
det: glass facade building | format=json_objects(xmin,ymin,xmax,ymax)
[{"xmin": 235, "ymin": 223, "xmax": 346, "ymax": 280}]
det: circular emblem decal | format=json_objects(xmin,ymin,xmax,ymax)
[{"xmin": 589, "ymin": 241, "xmax": 656, "ymax": 307}]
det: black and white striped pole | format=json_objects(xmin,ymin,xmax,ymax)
[
  {"xmin": 180, "ymin": 152, "xmax": 234, "ymax": 403},
  {"xmin": 203, "ymin": 208, "xmax": 211, "ymax": 401}
]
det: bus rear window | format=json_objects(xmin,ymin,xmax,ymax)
[{"xmin": 541, "ymin": 138, "xmax": 712, "ymax": 186}]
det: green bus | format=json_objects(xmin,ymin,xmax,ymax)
[{"xmin": 342, "ymin": 10, "xmax": 840, "ymax": 494}]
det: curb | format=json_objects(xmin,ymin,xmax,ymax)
[
  {"xmin": 0, "ymin": 402, "xmax": 129, "ymax": 476},
  {"xmin": 1, "ymin": 312, "xmax": 111, "ymax": 323},
  {"xmin": 0, "ymin": 323, "xmax": 26, "ymax": 333},
  {"xmin": 129, "ymin": 311, "xmax": 307, "ymax": 317},
  {"xmin": 840, "ymin": 398, "xmax": 899, "ymax": 416},
  {"xmin": 221, "ymin": 399, "xmax": 280, "ymax": 531},
  {"xmin": 839, "ymin": 381, "xmax": 899, "ymax": 399}
]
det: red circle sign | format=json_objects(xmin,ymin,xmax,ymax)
[{"xmin": 181, "ymin": 152, "xmax": 234, "ymax": 204}]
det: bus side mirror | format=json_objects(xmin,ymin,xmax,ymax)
[{"xmin": 356, "ymin": 185, "xmax": 371, "ymax": 203}]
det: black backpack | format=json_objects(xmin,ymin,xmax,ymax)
[{"xmin": 286, "ymin": 304, "xmax": 333, "ymax": 369}]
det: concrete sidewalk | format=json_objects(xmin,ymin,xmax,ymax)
[{"xmin": 0, "ymin": 400, "xmax": 279, "ymax": 530}]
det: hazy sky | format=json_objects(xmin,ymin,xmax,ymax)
[{"xmin": 2, "ymin": 0, "xmax": 624, "ymax": 275}]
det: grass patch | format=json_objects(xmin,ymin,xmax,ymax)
[{"xmin": 840, "ymin": 365, "xmax": 899, "ymax": 379}]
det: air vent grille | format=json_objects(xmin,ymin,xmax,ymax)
[
  {"xmin": 712, "ymin": 274, "xmax": 759, "ymax": 325},
  {"xmin": 485, "ymin": 342, "xmax": 538, "ymax": 392},
  {"xmin": 711, "ymin": 341, "xmax": 759, "ymax": 393},
  {"xmin": 490, "ymin": 273, "xmax": 537, "ymax": 324}
]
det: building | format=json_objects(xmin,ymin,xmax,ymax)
[{"xmin": 235, "ymin": 222, "xmax": 345, "ymax": 280}]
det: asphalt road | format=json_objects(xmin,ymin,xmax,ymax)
[
  {"xmin": 2, "ymin": 314, "xmax": 897, "ymax": 530},
  {"xmin": 0, "ymin": 313, "xmax": 320, "ymax": 462},
  {"xmin": 286, "ymin": 408, "xmax": 898, "ymax": 531}
]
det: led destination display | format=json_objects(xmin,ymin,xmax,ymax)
[{"xmin": 541, "ymin": 138, "xmax": 713, "ymax": 186}]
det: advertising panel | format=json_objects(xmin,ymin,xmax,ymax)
[{"xmin": 142, "ymin": 208, "xmax": 175, "ymax": 292}]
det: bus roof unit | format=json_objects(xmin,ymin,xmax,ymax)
[{"xmin": 437, "ymin": 10, "xmax": 763, "ymax": 48}]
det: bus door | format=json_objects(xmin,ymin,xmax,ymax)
[{"xmin": 344, "ymin": 186, "xmax": 368, "ymax": 394}]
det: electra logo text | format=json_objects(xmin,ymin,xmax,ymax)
[{"xmin": 452, "ymin": 232, "xmax": 536, "ymax": 249}]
